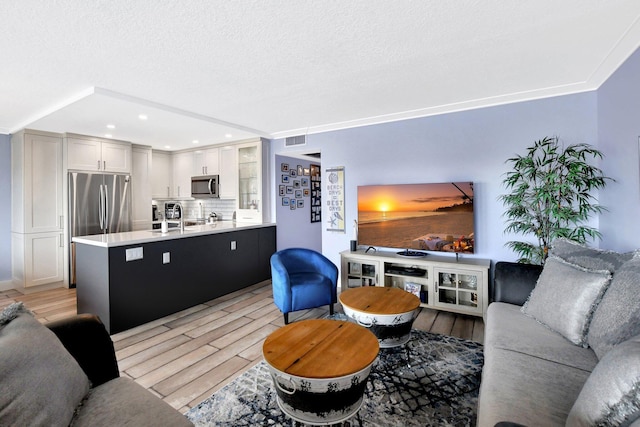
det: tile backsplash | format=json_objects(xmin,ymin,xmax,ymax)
[{"xmin": 154, "ymin": 199, "xmax": 236, "ymax": 221}]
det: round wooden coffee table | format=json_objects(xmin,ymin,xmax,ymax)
[
  {"xmin": 263, "ymin": 318, "xmax": 379, "ymax": 425},
  {"xmin": 339, "ymin": 286, "xmax": 421, "ymax": 348}
]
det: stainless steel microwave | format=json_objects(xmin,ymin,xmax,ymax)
[{"xmin": 191, "ymin": 175, "xmax": 219, "ymax": 198}]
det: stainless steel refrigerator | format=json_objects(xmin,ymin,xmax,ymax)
[{"xmin": 68, "ymin": 172, "xmax": 132, "ymax": 284}]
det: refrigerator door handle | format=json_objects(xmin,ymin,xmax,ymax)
[
  {"xmin": 104, "ymin": 184, "xmax": 109, "ymax": 232},
  {"xmin": 98, "ymin": 185, "xmax": 104, "ymax": 230}
]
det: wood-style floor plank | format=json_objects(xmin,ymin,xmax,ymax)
[
  {"xmin": 1, "ymin": 281, "xmax": 484, "ymax": 413},
  {"xmin": 451, "ymin": 315, "xmax": 475, "ymax": 341}
]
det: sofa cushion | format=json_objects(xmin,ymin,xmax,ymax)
[
  {"xmin": 477, "ymin": 346, "xmax": 592, "ymax": 427},
  {"xmin": 0, "ymin": 303, "xmax": 90, "ymax": 426},
  {"xmin": 522, "ymin": 256, "xmax": 612, "ymax": 346},
  {"xmin": 485, "ymin": 303, "xmax": 598, "ymax": 372},
  {"xmin": 588, "ymin": 253, "xmax": 640, "ymax": 359},
  {"xmin": 566, "ymin": 335, "xmax": 640, "ymax": 427},
  {"xmin": 71, "ymin": 377, "xmax": 193, "ymax": 426},
  {"xmin": 550, "ymin": 238, "xmax": 634, "ymax": 272}
]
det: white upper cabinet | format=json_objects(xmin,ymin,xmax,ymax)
[
  {"xmin": 131, "ymin": 146, "xmax": 153, "ymax": 230},
  {"xmin": 193, "ymin": 148, "xmax": 220, "ymax": 176},
  {"xmin": 151, "ymin": 151, "xmax": 172, "ymax": 199},
  {"xmin": 65, "ymin": 138, "xmax": 101, "ymax": 171},
  {"xmin": 149, "ymin": 140, "xmax": 268, "ymax": 208},
  {"xmin": 101, "ymin": 141, "xmax": 131, "ymax": 173},
  {"xmin": 236, "ymin": 138, "xmax": 269, "ymax": 223},
  {"xmin": 219, "ymin": 146, "xmax": 238, "ymax": 199},
  {"xmin": 66, "ymin": 135, "xmax": 131, "ymax": 173},
  {"xmin": 172, "ymin": 151, "xmax": 193, "ymax": 199},
  {"xmin": 12, "ymin": 130, "xmax": 64, "ymax": 234}
]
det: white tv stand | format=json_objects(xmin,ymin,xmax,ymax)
[{"xmin": 340, "ymin": 249, "xmax": 490, "ymax": 319}]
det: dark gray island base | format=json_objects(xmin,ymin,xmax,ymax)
[{"xmin": 75, "ymin": 225, "xmax": 276, "ymax": 334}]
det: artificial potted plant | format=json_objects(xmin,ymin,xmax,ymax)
[{"xmin": 500, "ymin": 136, "xmax": 611, "ymax": 265}]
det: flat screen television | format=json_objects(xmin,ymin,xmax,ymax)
[{"xmin": 357, "ymin": 182, "xmax": 475, "ymax": 254}]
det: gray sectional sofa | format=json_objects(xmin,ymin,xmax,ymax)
[
  {"xmin": 478, "ymin": 239, "xmax": 640, "ymax": 426},
  {"xmin": 0, "ymin": 303, "xmax": 193, "ymax": 427}
]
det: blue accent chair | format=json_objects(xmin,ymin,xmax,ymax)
[{"xmin": 270, "ymin": 248, "xmax": 339, "ymax": 324}]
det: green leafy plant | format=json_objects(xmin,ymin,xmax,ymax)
[{"xmin": 500, "ymin": 136, "xmax": 611, "ymax": 265}]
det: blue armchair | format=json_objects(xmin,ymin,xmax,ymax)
[{"xmin": 270, "ymin": 248, "xmax": 339, "ymax": 324}]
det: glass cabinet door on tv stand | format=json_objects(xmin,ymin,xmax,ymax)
[
  {"xmin": 341, "ymin": 256, "xmax": 379, "ymax": 288},
  {"xmin": 434, "ymin": 268, "xmax": 483, "ymax": 315}
]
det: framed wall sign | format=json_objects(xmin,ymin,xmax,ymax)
[{"xmin": 325, "ymin": 166, "xmax": 345, "ymax": 232}]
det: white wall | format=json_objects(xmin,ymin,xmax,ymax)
[{"xmin": 272, "ymin": 92, "xmax": 598, "ymax": 269}]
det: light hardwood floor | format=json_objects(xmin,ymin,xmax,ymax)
[{"xmin": 0, "ymin": 282, "xmax": 484, "ymax": 414}]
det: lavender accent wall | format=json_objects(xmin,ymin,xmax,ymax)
[
  {"xmin": 598, "ymin": 47, "xmax": 640, "ymax": 252},
  {"xmin": 0, "ymin": 134, "xmax": 11, "ymax": 281},
  {"xmin": 272, "ymin": 92, "xmax": 598, "ymax": 268},
  {"xmin": 274, "ymin": 155, "xmax": 322, "ymax": 252}
]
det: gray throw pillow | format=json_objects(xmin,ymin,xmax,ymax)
[
  {"xmin": 566, "ymin": 335, "xmax": 640, "ymax": 427},
  {"xmin": 550, "ymin": 238, "xmax": 633, "ymax": 272},
  {"xmin": 588, "ymin": 253, "xmax": 640, "ymax": 359},
  {"xmin": 522, "ymin": 256, "xmax": 612, "ymax": 346},
  {"xmin": 0, "ymin": 303, "xmax": 91, "ymax": 426}
]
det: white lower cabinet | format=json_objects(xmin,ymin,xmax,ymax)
[{"xmin": 12, "ymin": 232, "xmax": 64, "ymax": 288}]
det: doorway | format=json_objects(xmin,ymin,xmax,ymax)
[{"xmin": 274, "ymin": 153, "xmax": 322, "ymax": 251}]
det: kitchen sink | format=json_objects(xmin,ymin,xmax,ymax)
[
  {"xmin": 149, "ymin": 228, "xmax": 180, "ymax": 233},
  {"xmin": 183, "ymin": 220, "xmax": 205, "ymax": 226},
  {"xmin": 149, "ymin": 225, "xmax": 201, "ymax": 233}
]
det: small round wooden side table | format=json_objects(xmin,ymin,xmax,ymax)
[
  {"xmin": 339, "ymin": 286, "xmax": 421, "ymax": 348},
  {"xmin": 262, "ymin": 318, "xmax": 379, "ymax": 425}
]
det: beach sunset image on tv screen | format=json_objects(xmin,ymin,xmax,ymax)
[{"xmin": 357, "ymin": 182, "xmax": 475, "ymax": 253}]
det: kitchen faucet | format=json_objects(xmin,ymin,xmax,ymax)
[{"xmin": 172, "ymin": 202, "xmax": 184, "ymax": 232}]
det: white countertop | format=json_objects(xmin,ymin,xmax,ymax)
[{"xmin": 72, "ymin": 221, "xmax": 275, "ymax": 248}]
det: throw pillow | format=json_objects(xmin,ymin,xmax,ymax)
[
  {"xmin": 550, "ymin": 238, "xmax": 633, "ymax": 272},
  {"xmin": 588, "ymin": 253, "xmax": 640, "ymax": 359},
  {"xmin": 0, "ymin": 302, "xmax": 91, "ymax": 426},
  {"xmin": 522, "ymin": 256, "xmax": 612, "ymax": 346},
  {"xmin": 566, "ymin": 335, "xmax": 640, "ymax": 427}
]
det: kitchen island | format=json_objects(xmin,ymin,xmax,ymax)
[{"xmin": 73, "ymin": 222, "xmax": 276, "ymax": 334}]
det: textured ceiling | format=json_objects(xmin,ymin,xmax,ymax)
[{"xmin": 2, "ymin": 1, "xmax": 640, "ymax": 150}]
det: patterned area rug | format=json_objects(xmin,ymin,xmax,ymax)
[{"xmin": 186, "ymin": 330, "xmax": 483, "ymax": 426}]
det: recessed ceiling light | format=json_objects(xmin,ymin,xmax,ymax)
[
  {"xmin": 106, "ymin": 124, "xmax": 115, "ymax": 129},
  {"xmin": 164, "ymin": 145, "xmax": 171, "ymax": 149},
  {"xmin": 105, "ymin": 134, "xmax": 113, "ymax": 138},
  {"xmin": 192, "ymin": 140, "xmax": 199, "ymax": 144},
  {"xmin": 139, "ymin": 114, "xmax": 148, "ymax": 120},
  {"xmin": 225, "ymin": 133, "xmax": 233, "ymax": 138}
]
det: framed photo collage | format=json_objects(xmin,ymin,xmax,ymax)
[{"xmin": 279, "ymin": 162, "xmax": 321, "ymax": 223}]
